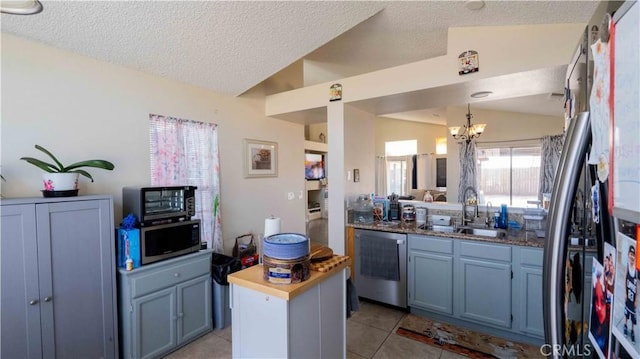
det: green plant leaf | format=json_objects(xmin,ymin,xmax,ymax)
[
  {"xmin": 213, "ymin": 194, "xmax": 219, "ymax": 217},
  {"xmin": 21, "ymin": 145, "xmax": 115, "ymax": 183},
  {"xmin": 64, "ymin": 160, "xmax": 115, "ymax": 172},
  {"xmin": 70, "ymin": 169, "xmax": 94, "ymax": 182},
  {"xmin": 34, "ymin": 144, "xmax": 64, "ymax": 170},
  {"xmin": 19, "ymin": 157, "xmax": 58, "ymax": 173}
]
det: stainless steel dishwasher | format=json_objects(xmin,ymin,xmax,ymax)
[{"xmin": 354, "ymin": 229, "xmax": 407, "ymax": 308}]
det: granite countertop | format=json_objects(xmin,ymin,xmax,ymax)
[{"xmin": 347, "ymin": 221, "xmax": 546, "ymax": 248}]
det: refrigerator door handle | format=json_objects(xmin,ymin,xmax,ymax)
[{"xmin": 543, "ymin": 112, "xmax": 591, "ymax": 355}]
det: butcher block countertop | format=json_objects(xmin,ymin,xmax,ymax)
[{"xmin": 228, "ymin": 259, "xmax": 349, "ymax": 301}]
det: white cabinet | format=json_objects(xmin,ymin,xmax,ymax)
[
  {"xmin": 408, "ymin": 235, "xmax": 454, "ymax": 315},
  {"xmin": 118, "ymin": 251, "xmax": 212, "ymax": 359},
  {"xmin": 230, "ymin": 264, "xmax": 347, "ymax": 358},
  {"xmin": 1, "ymin": 196, "xmax": 117, "ymax": 359},
  {"xmin": 455, "ymin": 240, "xmax": 512, "ymax": 329}
]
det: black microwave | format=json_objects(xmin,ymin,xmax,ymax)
[
  {"xmin": 123, "ymin": 185, "xmax": 197, "ymax": 226},
  {"xmin": 140, "ymin": 220, "xmax": 201, "ymax": 265}
]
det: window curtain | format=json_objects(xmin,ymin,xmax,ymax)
[
  {"xmin": 538, "ymin": 134, "xmax": 565, "ymax": 201},
  {"xmin": 411, "ymin": 155, "xmax": 417, "ymax": 189},
  {"xmin": 375, "ymin": 156, "xmax": 388, "ymax": 196},
  {"xmin": 404, "ymin": 155, "xmax": 414, "ymax": 195},
  {"xmin": 416, "ymin": 153, "xmax": 433, "ymax": 189},
  {"xmin": 458, "ymin": 141, "xmax": 478, "ymax": 203},
  {"xmin": 149, "ymin": 114, "xmax": 223, "ymax": 252}
]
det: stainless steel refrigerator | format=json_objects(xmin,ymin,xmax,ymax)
[{"xmin": 543, "ymin": 1, "xmax": 640, "ymax": 358}]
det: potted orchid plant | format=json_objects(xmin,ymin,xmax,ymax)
[{"xmin": 20, "ymin": 144, "xmax": 115, "ymax": 196}]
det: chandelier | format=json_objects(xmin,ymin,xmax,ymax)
[{"xmin": 448, "ymin": 104, "xmax": 486, "ymax": 144}]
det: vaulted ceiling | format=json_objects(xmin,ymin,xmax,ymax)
[{"xmin": 1, "ymin": 1, "xmax": 602, "ymax": 123}]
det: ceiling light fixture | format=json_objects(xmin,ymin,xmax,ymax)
[
  {"xmin": 1, "ymin": 0, "xmax": 43, "ymax": 15},
  {"xmin": 470, "ymin": 91, "xmax": 493, "ymax": 98},
  {"xmin": 448, "ymin": 104, "xmax": 486, "ymax": 144}
]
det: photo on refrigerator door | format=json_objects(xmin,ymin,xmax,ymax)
[
  {"xmin": 611, "ymin": 232, "xmax": 640, "ymax": 358},
  {"xmin": 589, "ymin": 258, "xmax": 613, "ymax": 358}
]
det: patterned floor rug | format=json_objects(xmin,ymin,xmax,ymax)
[{"xmin": 395, "ymin": 314, "xmax": 542, "ymax": 359}]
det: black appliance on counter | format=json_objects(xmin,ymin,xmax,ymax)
[
  {"xmin": 388, "ymin": 193, "xmax": 400, "ymax": 220},
  {"xmin": 123, "ymin": 185, "xmax": 197, "ymax": 226}
]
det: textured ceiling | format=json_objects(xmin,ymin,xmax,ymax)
[{"xmin": 1, "ymin": 1, "xmax": 601, "ymax": 120}]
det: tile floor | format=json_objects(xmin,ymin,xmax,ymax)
[{"xmin": 164, "ymin": 299, "xmax": 468, "ymax": 358}]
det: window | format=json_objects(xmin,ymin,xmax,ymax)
[
  {"xmin": 384, "ymin": 140, "xmax": 416, "ymax": 195},
  {"xmin": 477, "ymin": 146, "xmax": 541, "ymax": 207},
  {"xmin": 385, "ymin": 140, "xmax": 416, "ymax": 157},
  {"xmin": 435, "ymin": 137, "xmax": 447, "ymax": 155},
  {"xmin": 386, "ymin": 159, "xmax": 408, "ymax": 195},
  {"xmin": 149, "ymin": 114, "xmax": 223, "ymax": 252}
]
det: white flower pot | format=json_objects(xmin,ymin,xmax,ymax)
[{"xmin": 42, "ymin": 172, "xmax": 79, "ymax": 192}]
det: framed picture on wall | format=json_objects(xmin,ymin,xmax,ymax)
[{"xmin": 244, "ymin": 139, "xmax": 278, "ymax": 178}]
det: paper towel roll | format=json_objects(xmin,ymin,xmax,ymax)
[{"xmin": 264, "ymin": 217, "xmax": 282, "ymax": 238}]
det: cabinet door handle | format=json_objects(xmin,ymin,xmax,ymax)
[
  {"xmin": 43, "ymin": 296, "xmax": 52, "ymax": 302},
  {"xmin": 174, "ymin": 273, "xmax": 180, "ymax": 277},
  {"xmin": 178, "ymin": 312, "xmax": 184, "ymax": 318},
  {"xmin": 29, "ymin": 299, "xmax": 39, "ymax": 305}
]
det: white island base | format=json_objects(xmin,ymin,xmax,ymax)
[{"xmin": 228, "ymin": 262, "xmax": 348, "ymax": 358}]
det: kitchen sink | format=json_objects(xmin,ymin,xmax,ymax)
[{"xmin": 457, "ymin": 227, "xmax": 506, "ymax": 238}]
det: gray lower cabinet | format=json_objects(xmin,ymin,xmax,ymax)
[
  {"xmin": 407, "ymin": 233, "xmax": 550, "ymax": 342},
  {"xmin": 118, "ymin": 251, "xmax": 212, "ymax": 359},
  {"xmin": 516, "ymin": 247, "xmax": 544, "ymax": 338},
  {"xmin": 408, "ymin": 235, "xmax": 454, "ymax": 315},
  {"xmin": 1, "ymin": 196, "xmax": 117, "ymax": 359},
  {"xmin": 456, "ymin": 240, "xmax": 512, "ymax": 329}
]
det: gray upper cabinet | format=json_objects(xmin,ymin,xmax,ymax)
[{"xmin": 1, "ymin": 195, "xmax": 117, "ymax": 359}]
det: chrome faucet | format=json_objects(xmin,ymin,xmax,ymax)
[
  {"xmin": 461, "ymin": 186, "xmax": 479, "ymax": 226},
  {"xmin": 485, "ymin": 201, "xmax": 493, "ymax": 228}
]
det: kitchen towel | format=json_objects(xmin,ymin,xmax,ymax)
[
  {"xmin": 359, "ymin": 236, "xmax": 400, "ymax": 281},
  {"xmin": 264, "ymin": 216, "xmax": 281, "ymax": 237}
]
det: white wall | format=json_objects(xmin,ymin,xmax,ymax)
[
  {"xmin": 345, "ymin": 105, "xmax": 376, "ymax": 199},
  {"xmin": 1, "ymin": 34, "xmax": 306, "ymax": 254}
]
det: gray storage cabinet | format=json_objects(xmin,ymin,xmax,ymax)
[
  {"xmin": 118, "ymin": 251, "xmax": 212, "ymax": 359},
  {"xmin": 0, "ymin": 195, "xmax": 118, "ymax": 359},
  {"xmin": 455, "ymin": 240, "xmax": 512, "ymax": 329},
  {"xmin": 408, "ymin": 234, "xmax": 454, "ymax": 315},
  {"xmin": 516, "ymin": 247, "xmax": 544, "ymax": 337}
]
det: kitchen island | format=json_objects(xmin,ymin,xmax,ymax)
[{"xmin": 228, "ymin": 261, "xmax": 349, "ymax": 358}]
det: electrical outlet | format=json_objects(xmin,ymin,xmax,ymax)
[{"xmin": 287, "ymin": 192, "xmax": 295, "ymax": 200}]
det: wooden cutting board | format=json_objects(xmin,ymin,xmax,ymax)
[
  {"xmin": 310, "ymin": 243, "xmax": 334, "ymax": 262},
  {"xmin": 310, "ymin": 255, "xmax": 350, "ymax": 272}
]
